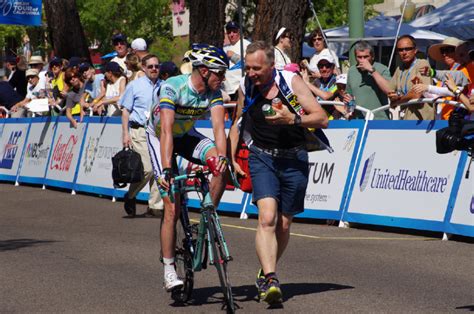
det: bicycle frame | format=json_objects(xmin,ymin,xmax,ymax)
[{"xmin": 173, "ymin": 170, "xmax": 232, "ymax": 272}]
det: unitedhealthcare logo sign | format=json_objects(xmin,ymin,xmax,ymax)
[{"xmin": 359, "ymin": 153, "xmax": 449, "ymax": 193}]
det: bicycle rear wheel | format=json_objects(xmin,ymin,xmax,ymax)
[
  {"xmin": 208, "ymin": 212, "xmax": 235, "ymax": 313},
  {"xmin": 172, "ymin": 216, "xmax": 194, "ymax": 303}
]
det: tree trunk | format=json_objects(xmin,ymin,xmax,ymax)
[
  {"xmin": 189, "ymin": 0, "xmax": 226, "ymax": 48},
  {"xmin": 253, "ymin": 0, "xmax": 309, "ymax": 62},
  {"xmin": 44, "ymin": 0, "xmax": 90, "ymax": 61}
]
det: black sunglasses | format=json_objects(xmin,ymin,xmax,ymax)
[
  {"xmin": 317, "ymin": 63, "xmax": 333, "ymax": 69},
  {"xmin": 146, "ymin": 64, "xmax": 160, "ymax": 69},
  {"xmin": 440, "ymin": 46, "xmax": 455, "ymax": 55},
  {"xmin": 397, "ymin": 47, "xmax": 415, "ymax": 53}
]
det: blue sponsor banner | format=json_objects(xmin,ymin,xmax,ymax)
[{"xmin": 0, "ymin": 0, "xmax": 42, "ymax": 26}]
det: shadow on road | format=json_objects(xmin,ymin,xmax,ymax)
[
  {"xmin": 456, "ymin": 305, "xmax": 474, "ymax": 311},
  {"xmin": 0, "ymin": 238, "xmax": 57, "ymax": 252},
  {"xmin": 172, "ymin": 282, "xmax": 354, "ymax": 309}
]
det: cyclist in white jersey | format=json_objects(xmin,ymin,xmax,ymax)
[{"xmin": 146, "ymin": 44, "xmax": 229, "ymax": 291}]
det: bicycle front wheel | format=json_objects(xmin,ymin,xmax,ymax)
[
  {"xmin": 208, "ymin": 212, "xmax": 235, "ymax": 313},
  {"xmin": 172, "ymin": 217, "xmax": 194, "ymax": 303}
]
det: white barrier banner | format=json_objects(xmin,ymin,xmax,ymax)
[
  {"xmin": 305, "ymin": 127, "xmax": 360, "ymax": 212},
  {"xmin": 18, "ymin": 119, "xmax": 56, "ymax": 181},
  {"xmin": 347, "ymin": 127, "xmax": 460, "ymax": 222},
  {"xmin": 75, "ymin": 121, "xmax": 122, "ymax": 191},
  {"xmin": 0, "ymin": 121, "xmax": 30, "ymax": 179},
  {"xmin": 447, "ymin": 156, "xmax": 474, "ymax": 235},
  {"xmin": 45, "ymin": 121, "xmax": 86, "ymax": 184}
]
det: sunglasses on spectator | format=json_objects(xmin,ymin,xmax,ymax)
[
  {"xmin": 397, "ymin": 46, "xmax": 415, "ymax": 52},
  {"xmin": 313, "ymin": 37, "xmax": 324, "ymax": 42},
  {"xmin": 114, "ymin": 41, "xmax": 126, "ymax": 46},
  {"xmin": 317, "ymin": 63, "xmax": 333, "ymax": 69},
  {"xmin": 226, "ymin": 29, "xmax": 239, "ymax": 34},
  {"xmin": 208, "ymin": 69, "xmax": 226, "ymax": 77},
  {"xmin": 146, "ymin": 64, "xmax": 160, "ymax": 69},
  {"xmin": 440, "ymin": 46, "xmax": 455, "ymax": 55},
  {"xmin": 27, "ymin": 76, "xmax": 37, "ymax": 80}
]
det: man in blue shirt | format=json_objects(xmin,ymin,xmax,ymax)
[{"xmin": 119, "ymin": 54, "xmax": 163, "ymax": 217}]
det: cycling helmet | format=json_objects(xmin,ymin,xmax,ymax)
[{"xmin": 187, "ymin": 43, "xmax": 229, "ymax": 70}]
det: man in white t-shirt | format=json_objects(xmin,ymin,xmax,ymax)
[{"xmin": 223, "ymin": 21, "xmax": 250, "ymax": 99}]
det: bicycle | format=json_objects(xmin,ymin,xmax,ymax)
[{"xmin": 166, "ymin": 164, "xmax": 238, "ymax": 313}]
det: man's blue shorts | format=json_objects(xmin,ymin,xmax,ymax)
[{"xmin": 248, "ymin": 145, "xmax": 309, "ymax": 216}]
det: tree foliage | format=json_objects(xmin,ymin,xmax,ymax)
[{"xmin": 76, "ymin": 0, "xmax": 172, "ymax": 53}]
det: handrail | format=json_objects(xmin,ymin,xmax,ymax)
[
  {"xmin": 372, "ymin": 98, "xmax": 466, "ymax": 116},
  {"xmin": 223, "ymin": 101, "xmax": 375, "ymax": 120}
]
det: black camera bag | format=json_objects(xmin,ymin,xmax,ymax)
[{"xmin": 111, "ymin": 148, "xmax": 144, "ymax": 188}]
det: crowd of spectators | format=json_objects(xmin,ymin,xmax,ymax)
[
  {"xmin": 0, "ymin": 34, "xmax": 179, "ymax": 125},
  {"xmin": 1, "ymin": 26, "xmax": 474, "ymax": 122}
]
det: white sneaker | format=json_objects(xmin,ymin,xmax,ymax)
[{"xmin": 164, "ymin": 271, "xmax": 184, "ymax": 292}]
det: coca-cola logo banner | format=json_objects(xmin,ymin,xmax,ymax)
[{"xmin": 45, "ymin": 121, "xmax": 85, "ymax": 183}]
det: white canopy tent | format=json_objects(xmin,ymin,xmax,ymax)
[
  {"xmin": 410, "ymin": 0, "xmax": 474, "ymax": 40},
  {"xmin": 322, "ymin": 14, "xmax": 446, "ymax": 58}
]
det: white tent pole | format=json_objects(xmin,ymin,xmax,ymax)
[{"xmin": 388, "ymin": 0, "xmax": 409, "ymax": 69}]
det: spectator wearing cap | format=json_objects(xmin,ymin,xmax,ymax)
[
  {"xmin": 48, "ymin": 57, "xmax": 68, "ymax": 101},
  {"xmin": 302, "ymin": 51, "xmax": 342, "ymax": 119},
  {"xmin": 273, "ymin": 27, "xmax": 293, "ymax": 70},
  {"xmin": 0, "ymin": 82, "xmax": 23, "ymax": 117},
  {"xmin": 131, "ymin": 38, "xmax": 149, "ymax": 61},
  {"xmin": 79, "ymin": 62, "xmax": 105, "ymax": 106},
  {"xmin": 159, "ymin": 61, "xmax": 178, "ymax": 81},
  {"xmin": 345, "ymin": 40, "xmax": 391, "ymax": 120},
  {"xmin": 223, "ymin": 21, "xmax": 251, "ymax": 99},
  {"xmin": 111, "ymin": 33, "xmax": 131, "ymax": 78},
  {"xmin": 10, "ymin": 68, "xmax": 45, "ymax": 117},
  {"xmin": 6, "ymin": 56, "xmax": 27, "ymax": 98},
  {"xmin": 306, "ymin": 28, "xmax": 340, "ymax": 78},
  {"xmin": 28, "ymin": 56, "xmax": 47, "ymax": 92},
  {"xmin": 125, "ymin": 53, "xmax": 144, "ymax": 81},
  {"xmin": 119, "ymin": 54, "xmax": 163, "ymax": 217},
  {"xmin": 64, "ymin": 67, "xmax": 86, "ymax": 128},
  {"xmin": 93, "ymin": 61, "xmax": 126, "ymax": 116},
  {"xmin": 387, "ymin": 35, "xmax": 434, "ymax": 120}
]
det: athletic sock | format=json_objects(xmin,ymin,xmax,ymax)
[
  {"xmin": 163, "ymin": 257, "xmax": 176, "ymax": 275},
  {"xmin": 264, "ymin": 272, "xmax": 277, "ymax": 280}
]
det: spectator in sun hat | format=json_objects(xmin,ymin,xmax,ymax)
[
  {"xmin": 10, "ymin": 68, "xmax": 45, "ymax": 117},
  {"xmin": 426, "ymin": 37, "xmax": 467, "ymax": 120},
  {"xmin": 28, "ymin": 55, "xmax": 47, "ymax": 91},
  {"xmin": 131, "ymin": 38, "xmax": 149, "ymax": 61},
  {"xmin": 159, "ymin": 61, "xmax": 179, "ymax": 81},
  {"xmin": 111, "ymin": 33, "xmax": 131, "ymax": 77},
  {"xmin": 273, "ymin": 27, "xmax": 293, "ymax": 70},
  {"xmin": 223, "ymin": 20, "xmax": 250, "ymax": 99}
]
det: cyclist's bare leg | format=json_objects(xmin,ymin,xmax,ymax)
[
  {"xmin": 161, "ymin": 192, "xmax": 181, "ymax": 259},
  {"xmin": 276, "ymin": 213, "xmax": 293, "ymax": 261},
  {"xmin": 204, "ymin": 148, "xmax": 226, "ymax": 207},
  {"xmin": 255, "ymin": 197, "xmax": 279, "ymax": 274}
]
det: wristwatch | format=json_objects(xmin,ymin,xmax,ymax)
[
  {"xmin": 453, "ymin": 88, "xmax": 462, "ymax": 98},
  {"xmin": 294, "ymin": 114, "xmax": 302, "ymax": 126},
  {"xmin": 368, "ymin": 68, "xmax": 376, "ymax": 74}
]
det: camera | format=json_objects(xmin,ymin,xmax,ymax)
[{"xmin": 436, "ymin": 108, "xmax": 474, "ymax": 154}]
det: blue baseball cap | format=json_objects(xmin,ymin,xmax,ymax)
[
  {"xmin": 225, "ymin": 21, "xmax": 240, "ymax": 30},
  {"xmin": 68, "ymin": 56, "xmax": 82, "ymax": 68},
  {"xmin": 160, "ymin": 61, "xmax": 179, "ymax": 76},
  {"xmin": 112, "ymin": 33, "xmax": 127, "ymax": 44}
]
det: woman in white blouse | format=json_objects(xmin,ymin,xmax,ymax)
[
  {"xmin": 93, "ymin": 61, "xmax": 126, "ymax": 116},
  {"xmin": 306, "ymin": 28, "xmax": 340, "ymax": 78},
  {"xmin": 274, "ymin": 27, "xmax": 293, "ymax": 70}
]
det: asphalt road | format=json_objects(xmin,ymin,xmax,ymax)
[{"xmin": 0, "ymin": 182, "xmax": 473, "ymax": 313}]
